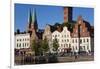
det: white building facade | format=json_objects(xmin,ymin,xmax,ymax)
[
  {"xmin": 52, "ymin": 26, "xmax": 91, "ymax": 53},
  {"xmin": 71, "ymin": 16, "xmax": 92, "ymax": 53},
  {"xmin": 42, "ymin": 25, "xmax": 53, "ymax": 53},
  {"xmin": 15, "ymin": 33, "xmax": 30, "ymax": 49},
  {"xmin": 52, "ymin": 26, "xmax": 71, "ymax": 53},
  {"xmin": 71, "ymin": 37, "xmax": 91, "ymax": 53}
]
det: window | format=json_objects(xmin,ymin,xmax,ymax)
[
  {"xmin": 64, "ymin": 35, "xmax": 66, "ymax": 38},
  {"xmin": 23, "ymin": 43, "xmax": 24, "ymax": 47},
  {"xmin": 80, "ymin": 39, "xmax": 82, "ymax": 43},
  {"xmin": 64, "ymin": 44, "xmax": 65, "ymax": 47},
  {"xmin": 73, "ymin": 39, "xmax": 74, "ymax": 43},
  {"xmin": 87, "ymin": 39, "xmax": 89, "ymax": 42},
  {"xmin": 17, "ymin": 39, "xmax": 19, "ymax": 41},
  {"xmin": 84, "ymin": 39, "xmax": 85, "ymax": 42},
  {"xmin": 66, "ymin": 44, "xmax": 68, "ymax": 47},
  {"xmin": 80, "ymin": 46, "xmax": 82, "ymax": 51},
  {"xmin": 76, "ymin": 39, "xmax": 77, "ymax": 43},
  {"xmin": 67, "ymin": 35, "xmax": 69, "ymax": 37},
  {"xmin": 27, "ymin": 43, "xmax": 29, "ymax": 46},
  {"xmin": 20, "ymin": 39, "xmax": 21, "ymax": 41},
  {"xmin": 67, "ymin": 39, "xmax": 69, "ymax": 42},
  {"xmin": 25, "ymin": 43, "xmax": 26, "ymax": 46},
  {"xmin": 69, "ymin": 44, "xmax": 71, "ymax": 48},
  {"xmin": 58, "ymin": 35, "xmax": 60, "ymax": 37},
  {"xmin": 76, "ymin": 46, "xmax": 77, "ymax": 50},
  {"xmin": 62, "ymin": 40, "xmax": 63, "ymax": 42},
  {"xmin": 17, "ymin": 44, "xmax": 18, "ymax": 47},
  {"xmin": 65, "ymin": 40, "xmax": 66, "ymax": 42},
  {"xmin": 19, "ymin": 43, "xmax": 21, "ymax": 47}
]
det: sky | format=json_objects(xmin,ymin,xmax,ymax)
[{"xmin": 15, "ymin": 3, "xmax": 94, "ymax": 32}]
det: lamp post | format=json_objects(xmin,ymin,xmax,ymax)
[{"xmin": 78, "ymin": 24, "xmax": 81, "ymax": 55}]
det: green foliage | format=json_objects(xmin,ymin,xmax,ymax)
[
  {"xmin": 31, "ymin": 39, "xmax": 49, "ymax": 56},
  {"xmin": 61, "ymin": 22, "xmax": 74, "ymax": 32},
  {"xmin": 41, "ymin": 38, "xmax": 49, "ymax": 53},
  {"xmin": 31, "ymin": 40, "xmax": 39, "ymax": 55},
  {"xmin": 31, "ymin": 40, "xmax": 37, "ymax": 51},
  {"xmin": 52, "ymin": 38, "xmax": 59, "ymax": 52}
]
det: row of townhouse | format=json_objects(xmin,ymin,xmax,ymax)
[
  {"xmin": 43, "ymin": 16, "xmax": 93, "ymax": 53},
  {"xmin": 14, "ymin": 7, "xmax": 94, "ymax": 54},
  {"xmin": 14, "ymin": 25, "xmax": 92, "ymax": 53},
  {"xmin": 52, "ymin": 26, "xmax": 91, "ymax": 53}
]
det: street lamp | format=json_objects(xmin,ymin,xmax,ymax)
[{"xmin": 78, "ymin": 23, "xmax": 81, "ymax": 55}]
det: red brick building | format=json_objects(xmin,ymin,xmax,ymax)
[{"xmin": 63, "ymin": 7, "xmax": 73, "ymax": 23}]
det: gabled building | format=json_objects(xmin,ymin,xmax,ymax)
[
  {"xmin": 71, "ymin": 16, "xmax": 92, "ymax": 53},
  {"xmin": 52, "ymin": 26, "xmax": 71, "ymax": 53},
  {"xmin": 42, "ymin": 25, "xmax": 53, "ymax": 53}
]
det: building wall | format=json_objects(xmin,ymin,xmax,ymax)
[
  {"xmin": 71, "ymin": 16, "xmax": 92, "ymax": 53},
  {"xmin": 15, "ymin": 33, "xmax": 30, "ymax": 49},
  {"xmin": 63, "ymin": 7, "xmax": 72, "ymax": 23},
  {"xmin": 71, "ymin": 37, "xmax": 91, "ymax": 53},
  {"xmin": 42, "ymin": 25, "xmax": 53, "ymax": 53},
  {"xmin": 43, "ymin": 25, "xmax": 52, "ymax": 40},
  {"xmin": 52, "ymin": 27, "xmax": 71, "ymax": 53}
]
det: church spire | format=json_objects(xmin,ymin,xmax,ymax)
[
  {"xmin": 28, "ymin": 9, "xmax": 32, "ymax": 28},
  {"xmin": 27, "ymin": 8, "xmax": 38, "ymax": 33},
  {"xmin": 32, "ymin": 8, "xmax": 38, "ymax": 32}
]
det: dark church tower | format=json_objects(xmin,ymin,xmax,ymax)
[
  {"xmin": 63, "ymin": 7, "xmax": 72, "ymax": 23},
  {"xmin": 27, "ymin": 9, "xmax": 38, "ymax": 35},
  {"xmin": 27, "ymin": 9, "xmax": 38, "ymax": 46},
  {"xmin": 33, "ymin": 9, "xmax": 38, "ymax": 32}
]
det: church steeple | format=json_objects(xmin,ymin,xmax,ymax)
[
  {"xmin": 27, "ymin": 8, "xmax": 38, "ymax": 32},
  {"xmin": 27, "ymin": 8, "xmax": 38, "ymax": 42},
  {"xmin": 28, "ymin": 9, "xmax": 32, "ymax": 28},
  {"xmin": 32, "ymin": 9, "xmax": 38, "ymax": 32}
]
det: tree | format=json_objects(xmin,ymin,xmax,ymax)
[
  {"xmin": 61, "ymin": 22, "xmax": 74, "ymax": 32},
  {"xmin": 52, "ymin": 38, "xmax": 59, "ymax": 53},
  {"xmin": 41, "ymin": 38, "xmax": 49, "ymax": 56},
  {"xmin": 31, "ymin": 40, "xmax": 40, "ymax": 56}
]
